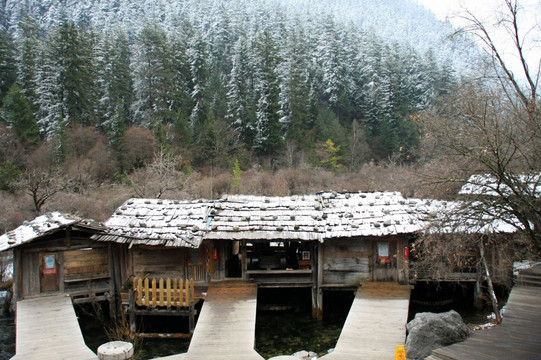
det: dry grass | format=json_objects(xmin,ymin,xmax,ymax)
[{"xmin": 0, "ymin": 160, "xmax": 448, "ymax": 231}]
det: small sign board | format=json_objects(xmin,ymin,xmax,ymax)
[
  {"xmin": 394, "ymin": 345, "xmax": 406, "ymax": 360},
  {"xmin": 43, "ymin": 254, "xmax": 57, "ymax": 275}
]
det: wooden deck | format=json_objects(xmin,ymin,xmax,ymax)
[
  {"xmin": 320, "ymin": 282, "xmax": 412, "ymax": 360},
  {"xmin": 428, "ymin": 283, "xmax": 541, "ymax": 359},
  {"xmin": 12, "ymin": 294, "xmax": 97, "ymax": 360},
  {"xmin": 155, "ymin": 280, "xmax": 264, "ymax": 360}
]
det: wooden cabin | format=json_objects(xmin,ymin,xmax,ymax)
[
  {"xmin": 97, "ymin": 192, "xmax": 422, "ymax": 317},
  {"xmin": 0, "ymin": 212, "xmax": 110, "ymax": 306}
]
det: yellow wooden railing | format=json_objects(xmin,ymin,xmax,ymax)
[{"xmin": 132, "ymin": 277, "xmax": 195, "ymax": 307}]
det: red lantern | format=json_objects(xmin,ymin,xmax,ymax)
[
  {"xmin": 213, "ymin": 248, "xmax": 218, "ymax": 260},
  {"xmin": 404, "ymin": 246, "xmax": 409, "ymax": 260}
]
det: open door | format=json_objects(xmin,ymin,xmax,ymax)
[{"xmin": 40, "ymin": 252, "xmax": 60, "ymax": 293}]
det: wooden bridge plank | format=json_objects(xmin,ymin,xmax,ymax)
[
  {"xmin": 184, "ymin": 280, "xmax": 264, "ymax": 360},
  {"xmin": 428, "ymin": 280, "xmax": 541, "ymax": 360},
  {"xmin": 320, "ymin": 282, "xmax": 412, "ymax": 360},
  {"xmin": 12, "ymin": 294, "xmax": 96, "ymax": 360}
]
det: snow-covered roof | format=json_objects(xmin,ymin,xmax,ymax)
[
  {"xmin": 94, "ymin": 198, "xmax": 211, "ymax": 248},
  {"xmin": 97, "ymin": 192, "xmax": 430, "ymax": 247},
  {"xmin": 0, "ymin": 212, "xmax": 105, "ymax": 252},
  {"xmin": 459, "ymin": 173, "xmax": 541, "ymax": 197},
  {"xmin": 412, "ymin": 199, "xmax": 520, "ymax": 234}
]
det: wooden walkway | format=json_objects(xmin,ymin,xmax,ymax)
[
  {"xmin": 156, "ymin": 280, "xmax": 263, "ymax": 360},
  {"xmin": 320, "ymin": 282, "xmax": 412, "ymax": 360},
  {"xmin": 12, "ymin": 294, "xmax": 97, "ymax": 360},
  {"xmin": 428, "ymin": 271, "xmax": 541, "ymax": 359}
]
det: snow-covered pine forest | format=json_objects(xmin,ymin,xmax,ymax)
[
  {"xmin": 0, "ymin": 0, "xmax": 487, "ymax": 226},
  {"xmin": 0, "ymin": 0, "xmax": 470, "ymax": 158}
]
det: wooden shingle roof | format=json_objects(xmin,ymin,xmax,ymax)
[
  {"xmin": 97, "ymin": 191, "xmax": 428, "ymax": 247},
  {"xmin": 0, "ymin": 212, "xmax": 104, "ymax": 251}
]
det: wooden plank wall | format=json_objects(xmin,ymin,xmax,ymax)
[
  {"xmin": 131, "ymin": 246, "xmax": 187, "ymax": 278},
  {"xmin": 21, "ymin": 251, "xmax": 40, "ymax": 297},
  {"xmin": 323, "ymin": 239, "xmax": 370, "ymax": 285},
  {"xmin": 63, "ymin": 247, "xmax": 110, "ymax": 294},
  {"xmin": 64, "ymin": 248, "xmax": 109, "ymax": 278}
]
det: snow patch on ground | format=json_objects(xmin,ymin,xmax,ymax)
[
  {"xmin": 471, "ymin": 306, "xmax": 506, "ymax": 331},
  {"xmin": 513, "ymin": 260, "xmax": 541, "ymax": 276}
]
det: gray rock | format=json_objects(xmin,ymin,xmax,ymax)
[{"xmin": 405, "ymin": 310, "xmax": 470, "ymax": 359}]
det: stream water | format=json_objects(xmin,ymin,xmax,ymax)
[
  {"xmin": 0, "ymin": 286, "xmax": 504, "ymax": 360},
  {"xmin": 0, "ymin": 292, "xmax": 15, "ymax": 360}
]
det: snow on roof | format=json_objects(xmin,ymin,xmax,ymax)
[
  {"xmin": 459, "ymin": 173, "xmax": 541, "ymax": 197},
  {"xmin": 94, "ymin": 198, "xmax": 211, "ymax": 248},
  {"xmin": 98, "ymin": 192, "xmax": 431, "ymax": 246},
  {"xmin": 0, "ymin": 212, "xmax": 103, "ymax": 252},
  {"xmin": 412, "ymin": 198, "xmax": 520, "ymax": 234}
]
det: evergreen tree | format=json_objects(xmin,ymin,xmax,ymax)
[
  {"xmin": 226, "ymin": 35, "xmax": 256, "ymax": 148},
  {"xmin": 0, "ymin": 27, "xmax": 16, "ymax": 101},
  {"xmin": 188, "ymin": 32, "xmax": 211, "ymax": 140},
  {"xmin": 14, "ymin": 16, "xmax": 39, "ymax": 108},
  {"xmin": 35, "ymin": 22, "xmax": 96, "ymax": 136},
  {"xmin": 253, "ymin": 30, "xmax": 283, "ymax": 158},
  {"xmin": 97, "ymin": 29, "xmax": 132, "ymax": 146},
  {"xmin": 1, "ymin": 83, "xmax": 40, "ymax": 144},
  {"xmin": 57, "ymin": 22, "xmax": 96, "ymax": 127},
  {"xmin": 153, "ymin": 121, "xmax": 170, "ymax": 153},
  {"xmin": 131, "ymin": 23, "xmax": 175, "ymax": 128},
  {"xmin": 279, "ymin": 26, "xmax": 313, "ymax": 152},
  {"xmin": 169, "ymin": 31, "xmax": 193, "ymax": 144}
]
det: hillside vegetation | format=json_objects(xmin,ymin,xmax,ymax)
[{"xmin": 0, "ymin": 0, "xmax": 538, "ymax": 254}]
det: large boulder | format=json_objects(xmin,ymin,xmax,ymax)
[{"xmin": 406, "ymin": 310, "xmax": 470, "ymax": 359}]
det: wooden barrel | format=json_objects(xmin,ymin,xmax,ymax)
[{"xmin": 97, "ymin": 341, "xmax": 134, "ymax": 360}]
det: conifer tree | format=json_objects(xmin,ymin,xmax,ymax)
[
  {"xmin": 188, "ymin": 32, "xmax": 211, "ymax": 141},
  {"xmin": 253, "ymin": 30, "xmax": 283, "ymax": 158},
  {"xmin": 226, "ymin": 35, "xmax": 256, "ymax": 148},
  {"xmin": 0, "ymin": 28, "xmax": 16, "ymax": 102},
  {"xmin": 14, "ymin": 16, "xmax": 39, "ymax": 108},
  {"xmin": 35, "ymin": 22, "xmax": 96, "ymax": 136},
  {"xmin": 131, "ymin": 23, "xmax": 175, "ymax": 128},
  {"xmin": 1, "ymin": 83, "xmax": 40, "ymax": 144},
  {"xmin": 97, "ymin": 29, "xmax": 132, "ymax": 146}
]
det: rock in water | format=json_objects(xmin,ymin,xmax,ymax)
[{"xmin": 405, "ymin": 310, "xmax": 470, "ymax": 359}]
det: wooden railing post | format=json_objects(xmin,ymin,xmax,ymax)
[
  {"xmin": 137, "ymin": 277, "xmax": 143, "ymax": 306},
  {"xmin": 166, "ymin": 278, "xmax": 172, "ymax": 307},
  {"xmin": 151, "ymin": 278, "xmax": 156, "ymax": 306}
]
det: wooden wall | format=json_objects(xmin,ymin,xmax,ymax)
[
  {"xmin": 63, "ymin": 247, "xmax": 110, "ymax": 295},
  {"xmin": 14, "ymin": 233, "xmax": 113, "ymax": 301},
  {"xmin": 130, "ymin": 246, "xmax": 187, "ymax": 279},
  {"xmin": 322, "ymin": 239, "xmax": 370, "ymax": 285}
]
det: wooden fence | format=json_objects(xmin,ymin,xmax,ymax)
[{"xmin": 132, "ymin": 277, "xmax": 194, "ymax": 307}]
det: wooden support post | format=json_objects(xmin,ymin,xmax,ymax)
[
  {"xmin": 312, "ymin": 242, "xmax": 324, "ymax": 319},
  {"xmin": 189, "ymin": 301, "xmax": 195, "ymax": 332},
  {"xmin": 128, "ymin": 288, "xmax": 136, "ymax": 332},
  {"xmin": 13, "ymin": 247, "xmax": 22, "ymax": 303},
  {"xmin": 241, "ymin": 240, "xmax": 247, "ymax": 280},
  {"xmin": 108, "ymin": 243, "xmax": 117, "ymax": 318}
]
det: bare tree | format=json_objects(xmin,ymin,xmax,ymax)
[
  {"xmin": 130, "ymin": 151, "xmax": 191, "ymax": 199},
  {"xmin": 13, "ymin": 167, "xmax": 66, "ymax": 215},
  {"xmin": 421, "ymin": 0, "xmax": 541, "ymax": 254},
  {"xmin": 411, "ymin": 199, "xmax": 517, "ymax": 324}
]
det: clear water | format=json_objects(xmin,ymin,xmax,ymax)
[
  {"xmin": 0, "ymin": 293, "xmax": 15, "ymax": 360},
  {"xmin": 255, "ymin": 309, "xmax": 344, "ymax": 358}
]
